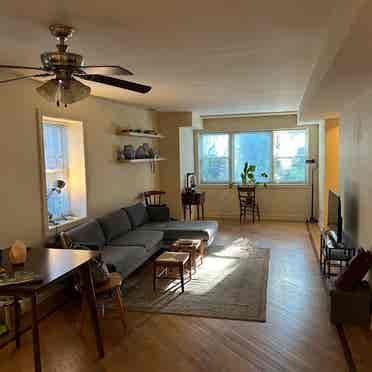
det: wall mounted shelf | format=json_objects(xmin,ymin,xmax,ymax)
[
  {"xmin": 117, "ymin": 158, "xmax": 166, "ymax": 163},
  {"xmin": 116, "ymin": 131, "xmax": 165, "ymax": 139}
]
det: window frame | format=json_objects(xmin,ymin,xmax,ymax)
[
  {"xmin": 198, "ymin": 132, "xmax": 231, "ymax": 185},
  {"xmin": 38, "ymin": 112, "xmax": 88, "ymax": 235},
  {"xmin": 197, "ymin": 128, "xmax": 309, "ymax": 186},
  {"xmin": 272, "ymin": 129, "xmax": 309, "ymax": 184}
]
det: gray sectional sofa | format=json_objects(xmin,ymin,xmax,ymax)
[{"xmin": 61, "ymin": 202, "xmax": 218, "ymax": 278}]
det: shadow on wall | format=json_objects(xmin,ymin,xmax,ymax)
[{"xmin": 343, "ymin": 178, "xmax": 359, "ymax": 248}]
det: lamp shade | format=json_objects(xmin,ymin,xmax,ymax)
[
  {"xmin": 55, "ymin": 179, "xmax": 66, "ymax": 190},
  {"xmin": 36, "ymin": 78, "xmax": 91, "ymax": 105},
  {"xmin": 36, "ymin": 79, "xmax": 59, "ymax": 103}
]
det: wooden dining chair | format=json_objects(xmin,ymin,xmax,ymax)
[
  {"xmin": 144, "ymin": 190, "xmax": 166, "ymax": 206},
  {"xmin": 237, "ymin": 186, "xmax": 261, "ymax": 224},
  {"xmin": 80, "ymin": 272, "xmax": 127, "ymax": 335}
]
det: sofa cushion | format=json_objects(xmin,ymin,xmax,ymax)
[
  {"xmin": 64, "ymin": 220, "xmax": 106, "ymax": 248},
  {"xmin": 102, "ymin": 245, "xmax": 148, "ymax": 278},
  {"xmin": 138, "ymin": 220, "xmax": 218, "ymax": 245},
  {"xmin": 335, "ymin": 248, "xmax": 372, "ymax": 291},
  {"xmin": 124, "ymin": 202, "xmax": 149, "ymax": 227},
  {"xmin": 147, "ymin": 205, "xmax": 170, "ymax": 222},
  {"xmin": 109, "ymin": 230, "xmax": 163, "ymax": 251},
  {"xmin": 98, "ymin": 209, "xmax": 132, "ymax": 242}
]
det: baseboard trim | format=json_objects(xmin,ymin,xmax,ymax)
[
  {"xmin": 305, "ymin": 223, "xmax": 357, "ymax": 372},
  {"xmin": 206, "ymin": 213, "xmax": 306, "ymax": 222}
]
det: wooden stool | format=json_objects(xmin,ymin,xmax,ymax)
[
  {"xmin": 170, "ymin": 239, "xmax": 204, "ymax": 272},
  {"xmin": 153, "ymin": 252, "xmax": 191, "ymax": 293},
  {"xmin": 80, "ymin": 272, "xmax": 126, "ymax": 334}
]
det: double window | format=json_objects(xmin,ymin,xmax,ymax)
[{"xmin": 198, "ymin": 129, "xmax": 308, "ymax": 185}]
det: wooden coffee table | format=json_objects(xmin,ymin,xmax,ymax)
[
  {"xmin": 153, "ymin": 251, "xmax": 192, "ymax": 293},
  {"xmin": 170, "ymin": 239, "xmax": 204, "ymax": 272}
]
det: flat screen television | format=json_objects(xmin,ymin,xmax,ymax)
[{"xmin": 327, "ymin": 190, "xmax": 342, "ymax": 244}]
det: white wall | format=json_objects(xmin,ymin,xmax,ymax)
[
  {"xmin": 339, "ymin": 89, "xmax": 372, "ymax": 253},
  {"xmin": 179, "ymin": 127, "xmax": 195, "ymax": 190}
]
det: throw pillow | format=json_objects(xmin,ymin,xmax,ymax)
[
  {"xmin": 335, "ymin": 248, "xmax": 372, "ymax": 291},
  {"xmin": 98, "ymin": 209, "xmax": 132, "ymax": 242},
  {"xmin": 124, "ymin": 202, "xmax": 149, "ymax": 227}
]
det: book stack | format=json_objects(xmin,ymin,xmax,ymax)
[{"xmin": 174, "ymin": 239, "xmax": 200, "ymax": 247}]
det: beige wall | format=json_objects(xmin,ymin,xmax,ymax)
[
  {"xmin": 157, "ymin": 112, "xmax": 192, "ymax": 218},
  {"xmin": 339, "ymin": 90, "xmax": 372, "ymax": 253},
  {"xmin": 324, "ymin": 118, "xmax": 339, "ymax": 225},
  {"xmin": 196, "ymin": 114, "xmax": 319, "ymax": 221},
  {"xmin": 179, "ymin": 127, "xmax": 195, "ymax": 190},
  {"xmin": 0, "ymin": 74, "xmax": 159, "ymax": 247}
]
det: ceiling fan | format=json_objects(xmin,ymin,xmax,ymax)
[{"xmin": 0, "ymin": 24, "xmax": 152, "ymax": 107}]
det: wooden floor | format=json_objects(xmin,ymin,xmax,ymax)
[{"xmin": 0, "ymin": 221, "xmax": 349, "ymax": 372}]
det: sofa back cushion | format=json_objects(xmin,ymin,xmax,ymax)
[
  {"xmin": 147, "ymin": 205, "xmax": 170, "ymax": 222},
  {"xmin": 64, "ymin": 220, "xmax": 106, "ymax": 248},
  {"xmin": 335, "ymin": 248, "xmax": 372, "ymax": 291},
  {"xmin": 124, "ymin": 202, "xmax": 149, "ymax": 228},
  {"xmin": 98, "ymin": 209, "xmax": 132, "ymax": 242}
]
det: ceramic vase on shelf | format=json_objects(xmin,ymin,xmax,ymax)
[
  {"xmin": 9, "ymin": 240, "xmax": 27, "ymax": 265},
  {"xmin": 123, "ymin": 145, "xmax": 135, "ymax": 159}
]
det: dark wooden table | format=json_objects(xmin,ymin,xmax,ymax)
[
  {"xmin": 0, "ymin": 247, "xmax": 103, "ymax": 372},
  {"xmin": 181, "ymin": 191, "xmax": 205, "ymax": 220}
]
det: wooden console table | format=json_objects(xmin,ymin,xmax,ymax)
[
  {"xmin": 181, "ymin": 191, "xmax": 205, "ymax": 220},
  {"xmin": 0, "ymin": 248, "xmax": 103, "ymax": 372}
]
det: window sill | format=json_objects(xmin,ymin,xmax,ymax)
[{"xmin": 198, "ymin": 183, "xmax": 311, "ymax": 191}]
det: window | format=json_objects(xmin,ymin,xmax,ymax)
[
  {"xmin": 198, "ymin": 129, "xmax": 308, "ymax": 185},
  {"xmin": 273, "ymin": 130, "xmax": 306, "ymax": 183},
  {"xmin": 43, "ymin": 124, "xmax": 70, "ymax": 218},
  {"xmin": 40, "ymin": 116, "xmax": 87, "ymax": 229},
  {"xmin": 199, "ymin": 133, "xmax": 229, "ymax": 184},
  {"xmin": 233, "ymin": 132, "xmax": 272, "ymax": 183}
]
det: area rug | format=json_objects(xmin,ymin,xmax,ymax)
[{"xmin": 123, "ymin": 238, "xmax": 270, "ymax": 322}]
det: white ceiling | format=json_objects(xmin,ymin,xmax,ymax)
[
  {"xmin": 299, "ymin": 0, "xmax": 372, "ymax": 121},
  {"xmin": 0, "ymin": 0, "xmax": 340, "ymax": 115}
]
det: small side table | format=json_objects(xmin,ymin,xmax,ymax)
[
  {"xmin": 153, "ymin": 252, "xmax": 191, "ymax": 293},
  {"xmin": 182, "ymin": 191, "xmax": 206, "ymax": 220},
  {"xmin": 170, "ymin": 239, "xmax": 203, "ymax": 272}
]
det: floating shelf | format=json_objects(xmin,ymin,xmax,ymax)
[
  {"xmin": 116, "ymin": 131, "xmax": 165, "ymax": 139},
  {"xmin": 117, "ymin": 158, "xmax": 166, "ymax": 163}
]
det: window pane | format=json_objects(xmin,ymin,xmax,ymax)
[
  {"xmin": 274, "ymin": 157, "xmax": 306, "ymax": 183},
  {"xmin": 199, "ymin": 134, "xmax": 229, "ymax": 183},
  {"xmin": 274, "ymin": 130, "xmax": 306, "ymax": 158},
  {"xmin": 273, "ymin": 130, "xmax": 306, "ymax": 183},
  {"xmin": 233, "ymin": 132, "xmax": 272, "ymax": 183},
  {"xmin": 43, "ymin": 124, "xmax": 70, "ymax": 217}
]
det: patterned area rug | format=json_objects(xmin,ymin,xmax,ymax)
[{"xmin": 123, "ymin": 238, "xmax": 270, "ymax": 322}]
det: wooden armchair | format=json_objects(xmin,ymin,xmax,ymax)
[{"xmin": 144, "ymin": 190, "xmax": 166, "ymax": 206}]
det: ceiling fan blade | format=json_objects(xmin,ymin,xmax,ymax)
[
  {"xmin": 79, "ymin": 65, "xmax": 133, "ymax": 76},
  {"xmin": 76, "ymin": 74, "xmax": 151, "ymax": 94},
  {"xmin": 0, "ymin": 73, "xmax": 52, "ymax": 84},
  {"xmin": 0, "ymin": 65, "xmax": 47, "ymax": 72}
]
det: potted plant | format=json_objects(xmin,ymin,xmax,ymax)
[{"xmin": 240, "ymin": 162, "xmax": 269, "ymax": 187}]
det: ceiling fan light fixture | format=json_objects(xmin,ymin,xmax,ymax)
[
  {"xmin": 36, "ymin": 78, "xmax": 91, "ymax": 107},
  {"xmin": 0, "ymin": 24, "xmax": 152, "ymax": 104},
  {"xmin": 36, "ymin": 79, "xmax": 59, "ymax": 102}
]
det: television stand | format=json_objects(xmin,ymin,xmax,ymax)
[{"xmin": 320, "ymin": 230, "xmax": 355, "ymax": 277}]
